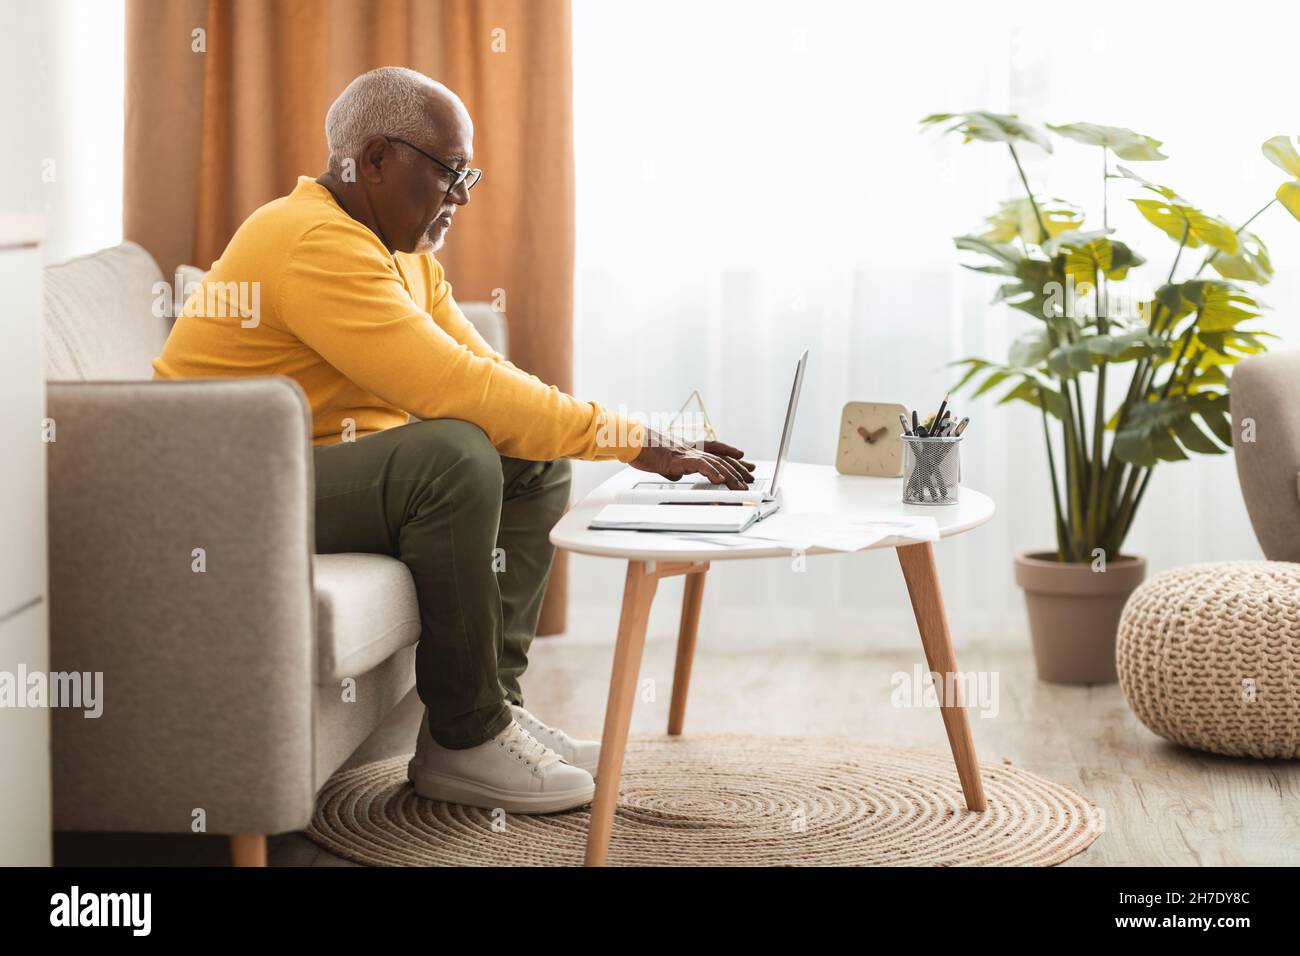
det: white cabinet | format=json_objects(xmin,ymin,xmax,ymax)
[
  {"xmin": 0, "ymin": 603, "xmax": 51, "ymax": 865},
  {"xmin": 0, "ymin": 218, "xmax": 49, "ymax": 866},
  {"xmin": 0, "ymin": 239, "xmax": 46, "ymax": 613}
]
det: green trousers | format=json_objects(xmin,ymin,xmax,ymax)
[{"xmin": 313, "ymin": 418, "xmax": 571, "ymax": 749}]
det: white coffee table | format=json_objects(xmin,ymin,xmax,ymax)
[{"xmin": 550, "ymin": 460, "xmax": 996, "ymax": 866}]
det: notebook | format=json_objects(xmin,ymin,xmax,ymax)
[{"xmin": 587, "ymin": 503, "xmax": 761, "ymax": 533}]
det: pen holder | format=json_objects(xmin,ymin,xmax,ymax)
[{"xmin": 901, "ymin": 435, "xmax": 962, "ymax": 506}]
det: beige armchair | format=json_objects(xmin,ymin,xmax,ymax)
[{"xmin": 43, "ymin": 242, "xmax": 508, "ymax": 865}]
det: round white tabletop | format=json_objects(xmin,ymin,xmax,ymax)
[{"xmin": 551, "ymin": 460, "xmax": 995, "ymax": 562}]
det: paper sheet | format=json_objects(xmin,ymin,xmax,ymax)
[
  {"xmin": 736, "ymin": 513, "xmax": 939, "ymax": 551},
  {"xmin": 588, "ymin": 514, "xmax": 939, "ymax": 552},
  {"xmin": 592, "ymin": 512, "xmax": 946, "ymax": 548}
]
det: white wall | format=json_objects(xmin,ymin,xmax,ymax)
[{"xmin": 0, "ymin": 0, "xmax": 125, "ymax": 264}]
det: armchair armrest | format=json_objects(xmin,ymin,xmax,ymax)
[{"xmin": 46, "ymin": 377, "xmax": 318, "ymax": 835}]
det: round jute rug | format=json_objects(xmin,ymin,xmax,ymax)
[{"xmin": 305, "ymin": 735, "xmax": 1103, "ymax": 866}]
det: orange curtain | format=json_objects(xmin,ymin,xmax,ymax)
[{"xmin": 124, "ymin": 0, "xmax": 575, "ymax": 634}]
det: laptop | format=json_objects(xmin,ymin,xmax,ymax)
[{"xmin": 588, "ymin": 349, "xmax": 809, "ymax": 532}]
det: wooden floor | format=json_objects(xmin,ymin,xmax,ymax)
[{"xmin": 54, "ymin": 636, "xmax": 1300, "ymax": 867}]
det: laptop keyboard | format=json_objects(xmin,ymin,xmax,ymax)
[{"xmin": 696, "ymin": 477, "xmax": 770, "ymax": 492}]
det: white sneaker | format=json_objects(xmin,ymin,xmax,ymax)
[
  {"xmin": 508, "ymin": 703, "xmax": 601, "ymax": 777},
  {"xmin": 406, "ymin": 711, "xmax": 595, "ymax": 814}
]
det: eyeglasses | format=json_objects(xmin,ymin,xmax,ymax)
[{"xmin": 384, "ymin": 136, "xmax": 482, "ymax": 193}]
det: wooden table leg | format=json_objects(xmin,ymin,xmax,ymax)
[
  {"xmin": 585, "ymin": 560, "xmax": 659, "ymax": 866},
  {"xmin": 667, "ymin": 566, "xmax": 708, "ymax": 736},
  {"xmin": 896, "ymin": 541, "xmax": 987, "ymax": 812}
]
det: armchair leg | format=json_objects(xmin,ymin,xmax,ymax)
[{"xmin": 230, "ymin": 834, "xmax": 267, "ymax": 867}]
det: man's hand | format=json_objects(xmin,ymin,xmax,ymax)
[{"xmin": 629, "ymin": 429, "xmax": 756, "ymax": 489}]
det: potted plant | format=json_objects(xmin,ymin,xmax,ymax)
[{"xmin": 922, "ymin": 112, "xmax": 1298, "ymax": 683}]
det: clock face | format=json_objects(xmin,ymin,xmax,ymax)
[{"xmin": 836, "ymin": 401, "xmax": 908, "ymax": 477}]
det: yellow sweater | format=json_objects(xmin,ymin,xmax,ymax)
[{"xmin": 153, "ymin": 176, "xmax": 643, "ymax": 461}]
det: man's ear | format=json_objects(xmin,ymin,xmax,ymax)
[{"xmin": 358, "ymin": 136, "xmax": 390, "ymax": 183}]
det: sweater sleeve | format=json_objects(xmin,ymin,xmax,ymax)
[{"xmin": 277, "ymin": 221, "xmax": 644, "ymax": 462}]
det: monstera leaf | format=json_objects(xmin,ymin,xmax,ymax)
[
  {"xmin": 996, "ymin": 376, "xmax": 1069, "ymax": 418},
  {"xmin": 1008, "ymin": 328, "xmax": 1053, "ymax": 368},
  {"xmin": 1114, "ymin": 164, "xmax": 1183, "ymax": 201},
  {"xmin": 1113, "ymin": 393, "xmax": 1232, "ymax": 466},
  {"xmin": 1158, "ymin": 280, "xmax": 1261, "ymax": 334},
  {"xmin": 1046, "ymin": 331, "xmax": 1169, "ymax": 378},
  {"xmin": 948, "ymin": 359, "xmax": 1067, "ymax": 419},
  {"xmin": 1130, "ymin": 199, "xmax": 1239, "ymax": 253},
  {"xmin": 1048, "ymin": 122, "xmax": 1167, "ymax": 161},
  {"xmin": 1115, "ymin": 165, "xmax": 1237, "ymax": 250},
  {"xmin": 921, "ymin": 111, "xmax": 1052, "ymax": 152},
  {"xmin": 1277, "ymin": 183, "xmax": 1300, "ymax": 222},
  {"xmin": 979, "ymin": 197, "xmax": 1084, "ymax": 245},
  {"xmin": 1144, "ymin": 282, "xmax": 1266, "ymax": 400},
  {"xmin": 953, "ymin": 234, "xmax": 1023, "ymax": 274},
  {"xmin": 1262, "ymin": 135, "xmax": 1300, "ymax": 222},
  {"xmin": 1195, "ymin": 328, "xmax": 1272, "ymax": 363},
  {"xmin": 1210, "ymin": 231, "xmax": 1273, "ymax": 283},
  {"xmin": 1262, "ymin": 135, "xmax": 1300, "ymax": 176},
  {"xmin": 954, "ymin": 235, "xmax": 1056, "ymax": 320},
  {"xmin": 1184, "ymin": 362, "xmax": 1229, "ymax": 393},
  {"xmin": 1042, "ymin": 228, "xmax": 1111, "ymax": 257},
  {"xmin": 1046, "ymin": 230, "xmax": 1146, "ymax": 286}
]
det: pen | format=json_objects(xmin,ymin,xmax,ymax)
[
  {"xmin": 934, "ymin": 393, "xmax": 950, "ymax": 431},
  {"xmin": 898, "ymin": 413, "xmax": 912, "ymax": 436},
  {"xmin": 954, "ymin": 417, "xmax": 970, "ymax": 436}
]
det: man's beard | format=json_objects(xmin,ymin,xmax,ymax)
[{"xmin": 414, "ymin": 225, "xmax": 445, "ymax": 254}]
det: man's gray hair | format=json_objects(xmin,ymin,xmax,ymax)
[{"xmin": 325, "ymin": 66, "xmax": 443, "ymax": 169}]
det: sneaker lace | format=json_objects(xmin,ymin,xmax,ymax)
[
  {"xmin": 496, "ymin": 720, "xmax": 561, "ymax": 770},
  {"xmin": 510, "ymin": 705, "xmax": 572, "ymax": 747}
]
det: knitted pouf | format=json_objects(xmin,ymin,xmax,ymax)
[{"xmin": 1116, "ymin": 561, "xmax": 1300, "ymax": 758}]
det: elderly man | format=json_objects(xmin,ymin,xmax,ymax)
[{"xmin": 153, "ymin": 66, "xmax": 754, "ymax": 814}]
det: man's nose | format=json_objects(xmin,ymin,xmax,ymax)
[{"xmin": 448, "ymin": 182, "xmax": 471, "ymax": 206}]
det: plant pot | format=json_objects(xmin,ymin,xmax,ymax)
[{"xmin": 1013, "ymin": 551, "xmax": 1147, "ymax": 685}]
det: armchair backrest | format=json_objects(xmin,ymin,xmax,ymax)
[
  {"xmin": 458, "ymin": 300, "xmax": 509, "ymax": 357},
  {"xmin": 1231, "ymin": 348, "xmax": 1300, "ymax": 562},
  {"xmin": 43, "ymin": 241, "xmax": 170, "ymax": 381}
]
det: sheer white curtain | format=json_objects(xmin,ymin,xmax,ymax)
[
  {"xmin": 568, "ymin": 0, "xmax": 1298, "ymax": 649},
  {"xmin": 0, "ymin": 0, "xmax": 124, "ymax": 263}
]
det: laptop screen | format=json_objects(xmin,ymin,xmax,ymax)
[{"xmin": 767, "ymin": 349, "xmax": 808, "ymax": 496}]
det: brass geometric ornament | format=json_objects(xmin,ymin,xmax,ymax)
[{"xmin": 665, "ymin": 389, "xmax": 718, "ymax": 446}]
